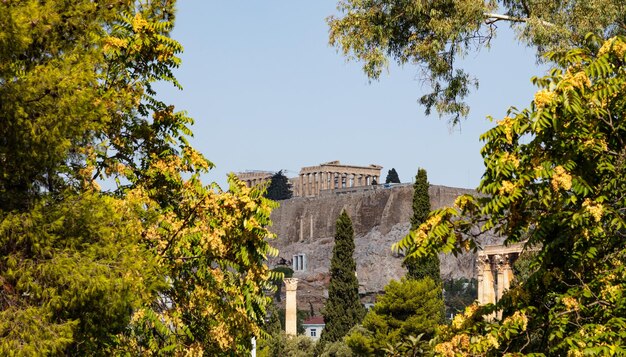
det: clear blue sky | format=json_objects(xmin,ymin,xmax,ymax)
[{"xmin": 156, "ymin": 2, "xmax": 546, "ymax": 189}]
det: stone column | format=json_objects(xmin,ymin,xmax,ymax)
[
  {"xmin": 307, "ymin": 173, "xmax": 312, "ymax": 196},
  {"xmin": 477, "ymin": 255, "xmax": 496, "ymax": 320},
  {"xmin": 316, "ymin": 172, "xmax": 321, "ymax": 195},
  {"xmin": 495, "ymin": 255, "xmax": 505, "ymax": 301},
  {"xmin": 284, "ymin": 278, "xmax": 299, "ymax": 336},
  {"xmin": 496, "ymin": 254, "xmax": 515, "ymax": 319}
]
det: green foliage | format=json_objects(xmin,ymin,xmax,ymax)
[
  {"xmin": 257, "ymin": 304, "xmax": 285, "ymax": 357},
  {"xmin": 443, "ymin": 278, "xmax": 477, "ymax": 318},
  {"xmin": 0, "ymin": 193, "xmax": 158, "ymax": 355},
  {"xmin": 404, "ymin": 168, "xmax": 441, "ymax": 284},
  {"xmin": 410, "ymin": 168, "xmax": 430, "ymax": 231},
  {"xmin": 397, "ymin": 36, "xmax": 626, "ymax": 355},
  {"xmin": 283, "ymin": 335, "xmax": 317, "ymax": 357},
  {"xmin": 345, "ymin": 278, "xmax": 444, "ymax": 355},
  {"xmin": 0, "ymin": 1, "xmax": 278, "ymax": 354},
  {"xmin": 328, "ymin": 0, "xmax": 626, "ymax": 123},
  {"xmin": 385, "ymin": 168, "xmax": 401, "ymax": 184},
  {"xmin": 271, "ymin": 266, "xmax": 294, "ymax": 301},
  {"xmin": 318, "ymin": 211, "xmax": 366, "ymax": 353},
  {"xmin": 512, "ymin": 251, "xmax": 539, "ymax": 286},
  {"xmin": 381, "ymin": 334, "xmax": 427, "ymax": 357},
  {"xmin": 266, "ymin": 170, "xmax": 293, "ymax": 201},
  {"xmin": 319, "ymin": 340, "xmax": 353, "ymax": 357}
]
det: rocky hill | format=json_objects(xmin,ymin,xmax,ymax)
[{"xmin": 268, "ymin": 184, "xmax": 503, "ymax": 309}]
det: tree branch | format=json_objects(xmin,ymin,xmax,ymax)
[{"xmin": 483, "ymin": 13, "xmax": 555, "ymax": 27}]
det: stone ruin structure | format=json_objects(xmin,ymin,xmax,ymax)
[
  {"xmin": 477, "ymin": 242, "xmax": 526, "ymax": 319},
  {"xmin": 236, "ymin": 161, "xmax": 383, "ymax": 198},
  {"xmin": 235, "ymin": 170, "xmax": 274, "ymax": 188},
  {"xmin": 284, "ymin": 278, "xmax": 299, "ymax": 336},
  {"xmin": 293, "ymin": 160, "xmax": 382, "ymax": 197}
]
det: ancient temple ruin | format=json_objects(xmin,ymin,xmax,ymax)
[
  {"xmin": 477, "ymin": 242, "xmax": 526, "ymax": 319},
  {"xmin": 236, "ymin": 161, "xmax": 383, "ymax": 198},
  {"xmin": 293, "ymin": 161, "xmax": 382, "ymax": 197},
  {"xmin": 235, "ymin": 170, "xmax": 274, "ymax": 188}
]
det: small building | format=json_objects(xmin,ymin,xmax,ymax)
[{"xmin": 302, "ymin": 316, "xmax": 325, "ymax": 340}]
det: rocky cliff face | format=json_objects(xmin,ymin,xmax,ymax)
[{"xmin": 269, "ymin": 184, "xmax": 502, "ymax": 309}]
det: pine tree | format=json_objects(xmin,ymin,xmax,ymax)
[
  {"xmin": 317, "ymin": 211, "xmax": 365, "ymax": 353},
  {"xmin": 385, "ymin": 168, "xmax": 401, "ymax": 184},
  {"xmin": 346, "ymin": 277, "xmax": 444, "ymax": 355},
  {"xmin": 405, "ymin": 168, "xmax": 441, "ymax": 284},
  {"xmin": 265, "ymin": 170, "xmax": 293, "ymax": 200}
]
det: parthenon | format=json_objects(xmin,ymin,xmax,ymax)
[
  {"xmin": 293, "ymin": 161, "xmax": 382, "ymax": 197},
  {"xmin": 477, "ymin": 242, "xmax": 526, "ymax": 319},
  {"xmin": 236, "ymin": 161, "xmax": 383, "ymax": 198}
]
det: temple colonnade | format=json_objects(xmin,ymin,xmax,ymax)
[
  {"xmin": 235, "ymin": 171, "xmax": 273, "ymax": 188},
  {"xmin": 477, "ymin": 242, "xmax": 525, "ymax": 319},
  {"xmin": 294, "ymin": 161, "xmax": 382, "ymax": 197}
]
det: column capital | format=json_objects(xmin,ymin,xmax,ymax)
[{"xmin": 284, "ymin": 278, "xmax": 299, "ymax": 291}]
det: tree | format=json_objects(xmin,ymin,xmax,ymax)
[
  {"xmin": 396, "ymin": 36, "xmax": 626, "ymax": 355},
  {"xmin": 443, "ymin": 278, "xmax": 478, "ymax": 318},
  {"xmin": 328, "ymin": 0, "xmax": 626, "ymax": 123},
  {"xmin": 320, "ymin": 340, "xmax": 353, "ymax": 357},
  {"xmin": 404, "ymin": 168, "xmax": 441, "ymax": 284},
  {"xmin": 385, "ymin": 168, "xmax": 401, "ymax": 184},
  {"xmin": 0, "ymin": 1, "xmax": 278, "ymax": 355},
  {"xmin": 317, "ymin": 211, "xmax": 366, "ymax": 353},
  {"xmin": 266, "ymin": 170, "xmax": 293, "ymax": 201},
  {"xmin": 257, "ymin": 304, "xmax": 285, "ymax": 357},
  {"xmin": 346, "ymin": 278, "xmax": 444, "ymax": 355},
  {"xmin": 283, "ymin": 335, "xmax": 317, "ymax": 357},
  {"xmin": 271, "ymin": 266, "xmax": 294, "ymax": 302}
]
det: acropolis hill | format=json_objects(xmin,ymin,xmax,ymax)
[{"xmin": 267, "ymin": 183, "xmax": 504, "ymax": 309}]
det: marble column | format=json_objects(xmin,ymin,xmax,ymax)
[
  {"xmin": 496, "ymin": 254, "xmax": 515, "ymax": 319},
  {"xmin": 306, "ymin": 173, "xmax": 311, "ymax": 196},
  {"xmin": 284, "ymin": 278, "xmax": 299, "ymax": 336},
  {"xmin": 478, "ymin": 255, "xmax": 496, "ymax": 320}
]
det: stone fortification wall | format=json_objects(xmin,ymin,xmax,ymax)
[{"xmin": 269, "ymin": 184, "xmax": 503, "ymax": 309}]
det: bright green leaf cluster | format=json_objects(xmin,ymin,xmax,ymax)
[{"xmin": 399, "ymin": 35, "xmax": 626, "ymax": 355}]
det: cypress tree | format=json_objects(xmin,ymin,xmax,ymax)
[
  {"xmin": 385, "ymin": 168, "xmax": 401, "ymax": 184},
  {"xmin": 265, "ymin": 170, "xmax": 293, "ymax": 201},
  {"xmin": 317, "ymin": 210, "xmax": 365, "ymax": 353},
  {"xmin": 405, "ymin": 168, "xmax": 441, "ymax": 284}
]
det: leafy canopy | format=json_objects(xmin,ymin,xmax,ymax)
[
  {"xmin": 385, "ymin": 168, "xmax": 401, "ymax": 184},
  {"xmin": 0, "ymin": 1, "xmax": 279, "ymax": 355},
  {"xmin": 404, "ymin": 168, "xmax": 441, "ymax": 284},
  {"xmin": 346, "ymin": 277, "xmax": 444, "ymax": 355},
  {"xmin": 328, "ymin": 0, "xmax": 626, "ymax": 123},
  {"xmin": 265, "ymin": 170, "xmax": 293, "ymax": 201},
  {"xmin": 395, "ymin": 35, "xmax": 626, "ymax": 355}
]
